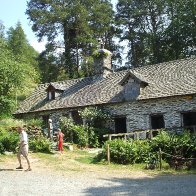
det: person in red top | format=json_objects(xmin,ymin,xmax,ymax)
[{"xmin": 57, "ymin": 128, "xmax": 64, "ymax": 152}]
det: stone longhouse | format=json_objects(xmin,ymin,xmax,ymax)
[{"xmin": 14, "ymin": 49, "xmax": 196, "ymax": 134}]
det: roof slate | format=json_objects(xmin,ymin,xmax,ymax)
[{"xmin": 15, "ymin": 57, "xmax": 196, "ymax": 114}]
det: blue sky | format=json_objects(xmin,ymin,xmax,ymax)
[
  {"xmin": 0, "ymin": 0, "xmax": 45, "ymax": 51},
  {"xmin": 0, "ymin": 0, "xmax": 118, "ymax": 52}
]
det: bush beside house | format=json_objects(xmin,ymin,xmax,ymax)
[{"xmin": 101, "ymin": 131, "xmax": 196, "ymax": 168}]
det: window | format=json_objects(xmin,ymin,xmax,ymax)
[
  {"xmin": 182, "ymin": 112, "xmax": 196, "ymax": 133},
  {"xmin": 151, "ymin": 114, "xmax": 165, "ymax": 129},
  {"xmin": 183, "ymin": 112, "xmax": 196, "ymax": 126},
  {"xmin": 48, "ymin": 91, "xmax": 55, "ymax": 100},
  {"xmin": 71, "ymin": 111, "xmax": 83, "ymax": 125},
  {"xmin": 114, "ymin": 117, "xmax": 127, "ymax": 133}
]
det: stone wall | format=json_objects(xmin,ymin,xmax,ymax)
[{"xmin": 105, "ymin": 95, "xmax": 196, "ymax": 132}]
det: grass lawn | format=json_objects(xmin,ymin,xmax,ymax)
[{"xmin": 0, "ymin": 149, "xmax": 195, "ymax": 176}]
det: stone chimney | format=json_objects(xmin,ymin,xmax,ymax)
[{"xmin": 93, "ymin": 41, "xmax": 113, "ymax": 76}]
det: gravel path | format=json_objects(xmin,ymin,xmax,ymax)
[
  {"xmin": 0, "ymin": 170, "xmax": 195, "ymax": 196},
  {"xmin": 0, "ymin": 154, "xmax": 196, "ymax": 196}
]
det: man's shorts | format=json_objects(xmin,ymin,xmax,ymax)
[{"xmin": 18, "ymin": 144, "xmax": 28, "ymax": 157}]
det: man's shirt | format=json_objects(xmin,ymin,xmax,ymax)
[{"xmin": 20, "ymin": 130, "xmax": 28, "ymax": 145}]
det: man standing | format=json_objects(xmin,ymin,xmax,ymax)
[
  {"xmin": 16, "ymin": 126, "xmax": 32, "ymax": 171},
  {"xmin": 48, "ymin": 118, "xmax": 53, "ymax": 140}
]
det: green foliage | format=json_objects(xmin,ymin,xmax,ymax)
[
  {"xmin": 89, "ymin": 127, "xmax": 109, "ymax": 146},
  {"xmin": 79, "ymin": 56, "xmax": 94, "ymax": 77},
  {"xmin": 24, "ymin": 118, "xmax": 43, "ymax": 128},
  {"xmin": 0, "ymin": 128, "xmax": 18, "ymax": 153},
  {"xmin": 86, "ymin": 127, "xmax": 99, "ymax": 148},
  {"xmin": 26, "ymin": 0, "xmax": 115, "ymax": 78},
  {"xmin": 0, "ymin": 21, "xmax": 5, "ymax": 38},
  {"xmin": 79, "ymin": 107, "xmax": 110, "ymax": 127},
  {"xmin": 92, "ymin": 50, "xmax": 109, "ymax": 59},
  {"xmin": 6, "ymin": 22, "xmax": 40, "ymax": 95},
  {"xmin": 60, "ymin": 116, "xmax": 74, "ymax": 129},
  {"xmin": 29, "ymin": 136, "xmax": 52, "ymax": 153},
  {"xmin": 37, "ymin": 51, "xmax": 68, "ymax": 83},
  {"xmin": 0, "ymin": 23, "xmax": 39, "ymax": 117},
  {"xmin": 0, "ymin": 118, "xmax": 52, "ymax": 154},
  {"xmin": 0, "ymin": 118, "xmax": 24, "ymax": 129},
  {"xmin": 0, "ymin": 97, "xmax": 16, "ymax": 117},
  {"xmin": 134, "ymin": 140, "xmax": 151, "ymax": 163},
  {"xmin": 59, "ymin": 116, "xmax": 107, "ymax": 148},
  {"xmin": 103, "ymin": 139, "xmax": 152, "ymax": 164},
  {"xmin": 72, "ymin": 125, "xmax": 89, "ymax": 148},
  {"xmin": 104, "ymin": 139, "xmax": 137, "ymax": 164},
  {"xmin": 115, "ymin": 0, "xmax": 195, "ymax": 67},
  {"xmin": 150, "ymin": 131, "xmax": 196, "ymax": 161},
  {"xmin": 0, "ymin": 142, "xmax": 4, "ymax": 154},
  {"xmin": 101, "ymin": 130, "xmax": 195, "ymax": 165}
]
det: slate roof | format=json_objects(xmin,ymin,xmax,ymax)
[{"xmin": 15, "ymin": 57, "xmax": 196, "ymax": 114}]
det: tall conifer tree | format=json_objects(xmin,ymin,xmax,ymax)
[{"xmin": 26, "ymin": 0, "xmax": 115, "ymax": 78}]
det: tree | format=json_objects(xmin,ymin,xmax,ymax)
[
  {"xmin": 7, "ymin": 22, "xmax": 39, "ymax": 68},
  {"xmin": 37, "ymin": 51, "xmax": 68, "ymax": 83},
  {"xmin": 115, "ymin": 0, "xmax": 167, "ymax": 67},
  {"xmin": 26, "ymin": 0, "xmax": 115, "ymax": 78},
  {"xmin": 115, "ymin": 0, "xmax": 195, "ymax": 67},
  {"xmin": 162, "ymin": 0, "xmax": 196, "ymax": 60},
  {"xmin": 0, "ymin": 39, "xmax": 25, "ymax": 116},
  {"xmin": 0, "ymin": 20, "xmax": 5, "ymax": 39},
  {"xmin": 0, "ymin": 23, "xmax": 40, "ymax": 117}
]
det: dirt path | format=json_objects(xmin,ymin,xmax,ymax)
[{"xmin": 0, "ymin": 153, "xmax": 195, "ymax": 196}]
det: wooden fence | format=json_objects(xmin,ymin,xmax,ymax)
[{"xmin": 103, "ymin": 126, "xmax": 196, "ymax": 141}]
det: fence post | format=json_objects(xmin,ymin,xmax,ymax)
[
  {"xmin": 159, "ymin": 148, "xmax": 162, "ymax": 170},
  {"xmin": 107, "ymin": 144, "xmax": 110, "ymax": 165},
  {"xmin": 150, "ymin": 130, "xmax": 153, "ymax": 139},
  {"xmin": 109, "ymin": 134, "xmax": 112, "ymax": 141}
]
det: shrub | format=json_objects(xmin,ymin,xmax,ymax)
[
  {"xmin": 0, "ymin": 127, "xmax": 18, "ymax": 153},
  {"xmin": 29, "ymin": 136, "xmax": 52, "ymax": 153},
  {"xmin": 72, "ymin": 125, "xmax": 89, "ymax": 147},
  {"xmin": 59, "ymin": 116, "xmax": 75, "ymax": 142},
  {"xmin": 87, "ymin": 127, "xmax": 99, "ymax": 148},
  {"xmin": 149, "ymin": 130, "xmax": 196, "ymax": 163},
  {"xmin": 0, "ymin": 142, "xmax": 4, "ymax": 154},
  {"xmin": 0, "ymin": 97, "xmax": 16, "ymax": 118},
  {"xmin": 0, "ymin": 118, "xmax": 24, "ymax": 129},
  {"xmin": 101, "ymin": 130, "xmax": 195, "ymax": 165},
  {"xmin": 90, "ymin": 127, "xmax": 109, "ymax": 145},
  {"xmin": 79, "ymin": 107, "xmax": 110, "ymax": 128},
  {"xmin": 0, "ymin": 118, "xmax": 53, "ymax": 154},
  {"xmin": 134, "ymin": 140, "xmax": 151, "ymax": 163},
  {"xmin": 103, "ymin": 139, "xmax": 137, "ymax": 164},
  {"xmin": 25, "ymin": 118, "xmax": 43, "ymax": 128},
  {"xmin": 103, "ymin": 139, "xmax": 154, "ymax": 164},
  {"xmin": 60, "ymin": 116, "xmax": 106, "ymax": 147}
]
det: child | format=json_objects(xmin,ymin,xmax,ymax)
[{"xmin": 57, "ymin": 128, "xmax": 64, "ymax": 152}]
